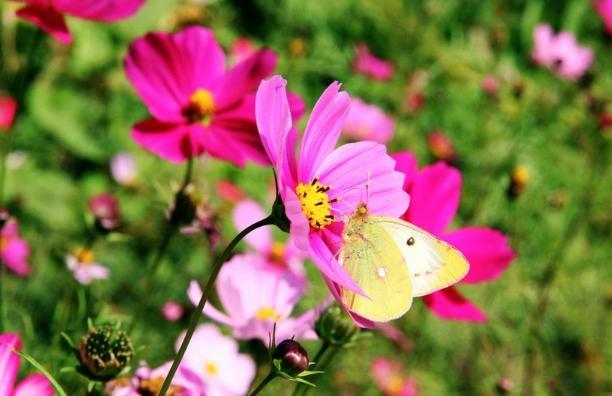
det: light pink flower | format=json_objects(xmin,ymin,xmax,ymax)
[
  {"xmin": 174, "ymin": 324, "xmax": 256, "ymax": 396},
  {"xmin": 1, "ymin": 219, "xmax": 31, "ymax": 276},
  {"xmin": 371, "ymin": 357, "xmax": 419, "ymax": 396},
  {"xmin": 162, "ymin": 301, "xmax": 184, "ymax": 322},
  {"xmin": 88, "ymin": 193, "xmax": 121, "ymax": 231},
  {"xmin": 110, "ymin": 152, "xmax": 137, "ymax": 186},
  {"xmin": 230, "ymin": 37, "xmax": 257, "ymax": 66},
  {"xmin": 14, "ymin": 0, "xmax": 145, "ymax": 44},
  {"xmin": 66, "ymin": 248, "xmax": 110, "ymax": 285},
  {"xmin": 531, "ymin": 24, "xmax": 594, "ymax": 80},
  {"xmin": 482, "ymin": 75, "xmax": 499, "ymax": 95},
  {"xmin": 255, "ymin": 76, "xmax": 409, "ymax": 327},
  {"xmin": 188, "ymin": 253, "xmax": 316, "ymax": 344},
  {"xmin": 353, "ymin": 43, "xmax": 395, "ymax": 81},
  {"xmin": 342, "ymin": 98, "xmax": 395, "ymax": 144},
  {"xmin": 124, "ymin": 26, "xmax": 305, "ymax": 165},
  {"xmin": 0, "ymin": 96, "xmax": 17, "ymax": 131},
  {"xmin": 595, "ymin": 0, "xmax": 612, "ymax": 34},
  {"xmin": 129, "ymin": 361, "xmax": 195, "ymax": 396},
  {"xmin": 394, "ymin": 151, "xmax": 516, "ymax": 322},
  {"xmin": 0, "ymin": 333, "xmax": 53, "ymax": 396}
]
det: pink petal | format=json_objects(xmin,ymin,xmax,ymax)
[
  {"xmin": 444, "ymin": 227, "xmax": 516, "ymax": 284},
  {"xmin": 318, "ymin": 142, "xmax": 409, "ymax": 219},
  {"xmin": 423, "ymin": 287, "xmax": 487, "ymax": 322},
  {"xmin": 0, "ymin": 97, "xmax": 17, "ymax": 130},
  {"xmin": 16, "ymin": 4, "xmax": 71, "ymax": 44},
  {"xmin": 353, "ymin": 43, "xmax": 395, "ymax": 81},
  {"xmin": 13, "ymin": 374, "xmax": 54, "ymax": 396},
  {"xmin": 342, "ymin": 98, "xmax": 395, "ymax": 143},
  {"xmin": 283, "ymin": 189, "xmax": 310, "ymax": 252},
  {"xmin": 391, "ymin": 151, "xmax": 419, "ymax": 193},
  {"xmin": 232, "ymin": 200, "xmax": 272, "ymax": 253},
  {"xmin": 187, "ymin": 280, "xmax": 236, "ymax": 327},
  {"xmin": 404, "ymin": 161, "xmax": 461, "ymax": 236},
  {"xmin": 299, "ymin": 82, "xmax": 350, "ymax": 181},
  {"xmin": 124, "ymin": 27, "xmax": 225, "ymax": 122},
  {"xmin": 322, "ymin": 276, "xmax": 375, "ymax": 328},
  {"xmin": 131, "ymin": 119, "xmax": 200, "ymax": 163},
  {"xmin": 201, "ymin": 122, "xmax": 269, "ymax": 167},
  {"xmin": 532, "ymin": 24, "xmax": 555, "ymax": 65},
  {"xmin": 1, "ymin": 237, "xmax": 31, "ymax": 277},
  {"xmin": 53, "ymin": 0, "xmax": 145, "ymax": 22},
  {"xmin": 213, "ymin": 48, "xmax": 277, "ymax": 111},
  {"xmin": 0, "ymin": 333, "xmax": 21, "ymax": 396}
]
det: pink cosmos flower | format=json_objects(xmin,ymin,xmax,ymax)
[
  {"xmin": 255, "ymin": 76, "xmax": 409, "ymax": 327},
  {"xmin": 531, "ymin": 24, "xmax": 594, "ymax": 80},
  {"xmin": 0, "ymin": 333, "xmax": 53, "ymax": 396},
  {"xmin": 174, "ymin": 324, "xmax": 256, "ymax": 396},
  {"xmin": 124, "ymin": 26, "xmax": 304, "ymax": 165},
  {"xmin": 66, "ymin": 248, "xmax": 110, "ymax": 285},
  {"xmin": 110, "ymin": 152, "xmax": 137, "ymax": 186},
  {"xmin": 353, "ymin": 43, "xmax": 395, "ymax": 81},
  {"xmin": 371, "ymin": 357, "xmax": 419, "ymax": 396},
  {"xmin": 188, "ymin": 253, "xmax": 316, "ymax": 344},
  {"xmin": 230, "ymin": 37, "xmax": 257, "ymax": 66},
  {"xmin": 394, "ymin": 151, "xmax": 516, "ymax": 322},
  {"xmin": 595, "ymin": 0, "xmax": 612, "ymax": 34},
  {"xmin": 0, "ymin": 218, "xmax": 31, "ymax": 276},
  {"xmin": 0, "ymin": 96, "xmax": 17, "ymax": 131},
  {"xmin": 162, "ymin": 301, "xmax": 184, "ymax": 322},
  {"xmin": 342, "ymin": 98, "xmax": 395, "ymax": 144},
  {"xmin": 14, "ymin": 0, "xmax": 146, "ymax": 44}
]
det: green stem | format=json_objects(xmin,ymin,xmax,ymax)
[
  {"xmin": 0, "ymin": 132, "xmax": 12, "ymax": 205},
  {"xmin": 159, "ymin": 215, "xmax": 275, "ymax": 396},
  {"xmin": 292, "ymin": 342, "xmax": 331, "ymax": 396},
  {"xmin": 249, "ymin": 371, "xmax": 277, "ymax": 396}
]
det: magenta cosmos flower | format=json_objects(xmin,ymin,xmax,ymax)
[
  {"xmin": 124, "ymin": 26, "xmax": 304, "ymax": 166},
  {"xmin": 342, "ymin": 98, "xmax": 395, "ymax": 144},
  {"xmin": 1, "ymin": 219, "xmax": 31, "ymax": 276},
  {"xmin": 394, "ymin": 151, "xmax": 515, "ymax": 322},
  {"xmin": 596, "ymin": 0, "xmax": 612, "ymax": 34},
  {"xmin": 0, "ymin": 333, "xmax": 53, "ymax": 396},
  {"xmin": 353, "ymin": 43, "xmax": 395, "ymax": 81},
  {"xmin": 0, "ymin": 96, "xmax": 17, "ymax": 131},
  {"xmin": 256, "ymin": 76, "xmax": 409, "ymax": 326},
  {"xmin": 531, "ymin": 24, "xmax": 594, "ymax": 80},
  {"xmin": 13, "ymin": 0, "xmax": 145, "ymax": 44}
]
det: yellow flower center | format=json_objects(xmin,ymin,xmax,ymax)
[
  {"xmin": 255, "ymin": 307, "xmax": 282, "ymax": 321},
  {"xmin": 388, "ymin": 375, "xmax": 404, "ymax": 394},
  {"xmin": 75, "ymin": 248, "xmax": 94, "ymax": 265},
  {"xmin": 205, "ymin": 362, "xmax": 219, "ymax": 376},
  {"xmin": 0, "ymin": 236, "xmax": 8, "ymax": 251},
  {"xmin": 184, "ymin": 89, "xmax": 216, "ymax": 125},
  {"xmin": 295, "ymin": 178, "xmax": 335, "ymax": 229},
  {"xmin": 268, "ymin": 241, "xmax": 286, "ymax": 264},
  {"xmin": 139, "ymin": 376, "xmax": 183, "ymax": 396}
]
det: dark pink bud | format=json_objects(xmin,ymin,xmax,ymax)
[
  {"xmin": 273, "ymin": 339, "xmax": 309, "ymax": 375},
  {"xmin": 0, "ymin": 96, "xmax": 17, "ymax": 131},
  {"xmin": 88, "ymin": 193, "xmax": 121, "ymax": 232},
  {"xmin": 427, "ymin": 131, "xmax": 457, "ymax": 165}
]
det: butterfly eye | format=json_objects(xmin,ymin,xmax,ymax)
[{"xmin": 406, "ymin": 237, "xmax": 415, "ymax": 246}]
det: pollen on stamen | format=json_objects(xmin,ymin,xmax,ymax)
[{"xmin": 296, "ymin": 179, "xmax": 335, "ymax": 229}]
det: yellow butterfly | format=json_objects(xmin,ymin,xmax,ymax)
[{"xmin": 339, "ymin": 203, "xmax": 470, "ymax": 322}]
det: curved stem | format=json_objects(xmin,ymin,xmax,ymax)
[
  {"xmin": 159, "ymin": 215, "xmax": 275, "ymax": 396},
  {"xmin": 292, "ymin": 342, "xmax": 331, "ymax": 396},
  {"xmin": 249, "ymin": 371, "xmax": 277, "ymax": 396}
]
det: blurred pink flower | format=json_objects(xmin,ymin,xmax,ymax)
[
  {"xmin": 230, "ymin": 37, "xmax": 257, "ymax": 66},
  {"xmin": 427, "ymin": 130, "xmax": 457, "ymax": 165},
  {"xmin": 162, "ymin": 301, "xmax": 184, "ymax": 322},
  {"xmin": 129, "ymin": 361, "xmax": 195, "ymax": 396},
  {"xmin": 1, "ymin": 218, "xmax": 31, "ymax": 276},
  {"xmin": 531, "ymin": 24, "xmax": 594, "ymax": 80},
  {"xmin": 0, "ymin": 333, "xmax": 53, "ymax": 396},
  {"xmin": 371, "ymin": 357, "xmax": 419, "ymax": 396},
  {"xmin": 394, "ymin": 151, "xmax": 516, "ymax": 322},
  {"xmin": 174, "ymin": 324, "xmax": 256, "ymax": 396},
  {"xmin": 66, "ymin": 248, "xmax": 110, "ymax": 285},
  {"xmin": 255, "ymin": 76, "xmax": 409, "ymax": 327},
  {"xmin": 342, "ymin": 98, "xmax": 395, "ymax": 143},
  {"xmin": 188, "ymin": 253, "xmax": 316, "ymax": 343},
  {"xmin": 0, "ymin": 96, "xmax": 17, "ymax": 131},
  {"xmin": 14, "ymin": 0, "xmax": 146, "ymax": 44},
  {"xmin": 215, "ymin": 180, "xmax": 245, "ymax": 204},
  {"xmin": 595, "ymin": 0, "xmax": 612, "ymax": 34},
  {"xmin": 482, "ymin": 75, "xmax": 499, "ymax": 95},
  {"xmin": 353, "ymin": 43, "xmax": 394, "ymax": 81},
  {"xmin": 124, "ymin": 26, "xmax": 305, "ymax": 165},
  {"xmin": 110, "ymin": 152, "xmax": 137, "ymax": 186},
  {"xmin": 88, "ymin": 193, "xmax": 120, "ymax": 231}
]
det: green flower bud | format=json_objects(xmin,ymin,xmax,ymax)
[
  {"xmin": 78, "ymin": 323, "xmax": 133, "ymax": 381},
  {"xmin": 315, "ymin": 305, "xmax": 360, "ymax": 347}
]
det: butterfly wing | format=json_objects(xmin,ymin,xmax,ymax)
[
  {"xmin": 369, "ymin": 216, "xmax": 469, "ymax": 297},
  {"xmin": 339, "ymin": 220, "xmax": 413, "ymax": 322}
]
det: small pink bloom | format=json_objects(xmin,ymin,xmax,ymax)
[
  {"xmin": 14, "ymin": 0, "xmax": 146, "ymax": 44},
  {"xmin": 1, "ymin": 218, "xmax": 31, "ymax": 276},
  {"xmin": 188, "ymin": 253, "xmax": 316, "ymax": 344},
  {"xmin": 531, "ymin": 24, "xmax": 594, "ymax": 80},
  {"xmin": 0, "ymin": 333, "xmax": 54, "ymax": 396},
  {"xmin": 215, "ymin": 180, "xmax": 246, "ymax": 203},
  {"xmin": 256, "ymin": 76, "xmax": 409, "ymax": 327},
  {"xmin": 353, "ymin": 43, "xmax": 395, "ymax": 81},
  {"xmin": 129, "ymin": 361, "xmax": 195, "ymax": 396},
  {"xmin": 371, "ymin": 357, "xmax": 419, "ymax": 396},
  {"xmin": 175, "ymin": 324, "xmax": 256, "ymax": 396},
  {"xmin": 342, "ymin": 98, "xmax": 395, "ymax": 143},
  {"xmin": 601, "ymin": 111, "xmax": 612, "ymax": 131},
  {"xmin": 230, "ymin": 37, "xmax": 257, "ymax": 66},
  {"xmin": 426, "ymin": 130, "xmax": 457, "ymax": 165},
  {"xmin": 482, "ymin": 75, "xmax": 499, "ymax": 95},
  {"xmin": 162, "ymin": 301, "xmax": 184, "ymax": 322},
  {"xmin": 0, "ymin": 96, "xmax": 17, "ymax": 131},
  {"xmin": 394, "ymin": 151, "xmax": 516, "ymax": 322},
  {"xmin": 595, "ymin": 0, "xmax": 612, "ymax": 34},
  {"xmin": 66, "ymin": 248, "xmax": 110, "ymax": 285},
  {"xmin": 88, "ymin": 193, "xmax": 121, "ymax": 231},
  {"xmin": 124, "ymin": 26, "xmax": 305, "ymax": 165},
  {"xmin": 404, "ymin": 92, "xmax": 425, "ymax": 113},
  {"xmin": 110, "ymin": 152, "xmax": 137, "ymax": 186}
]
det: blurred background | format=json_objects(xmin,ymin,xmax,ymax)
[{"xmin": 0, "ymin": 0, "xmax": 610, "ymax": 394}]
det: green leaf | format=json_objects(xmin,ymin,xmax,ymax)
[{"xmin": 10, "ymin": 347, "xmax": 68, "ymax": 396}]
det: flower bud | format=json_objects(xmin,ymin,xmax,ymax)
[
  {"xmin": 88, "ymin": 193, "xmax": 121, "ymax": 233},
  {"xmin": 427, "ymin": 130, "xmax": 457, "ymax": 165},
  {"xmin": 272, "ymin": 339, "xmax": 309, "ymax": 376},
  {"xmin": 78, "ymin": 324, "xmax": 133, "ymax": 381},
  {"xmin": 495, "ymin": 377, "xmax": 515, "ymax": 393},
  {"xmin": 0, "ymin": 96, "xmax": 17, "ymax": 131},
  {"xmin": 272, "ymin": 194, "xmax": 291, "ymax": 233},
  {"xmin": 508, "ymin": 165, "xmax": 529, "ymax": 199},
  {"xmin": 315, "ymin": 305, "xmax": 359, "ymax": 347},
  {"xmin": 168, "ymin": 189, "xmax": 197, "ymax": 227}
]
